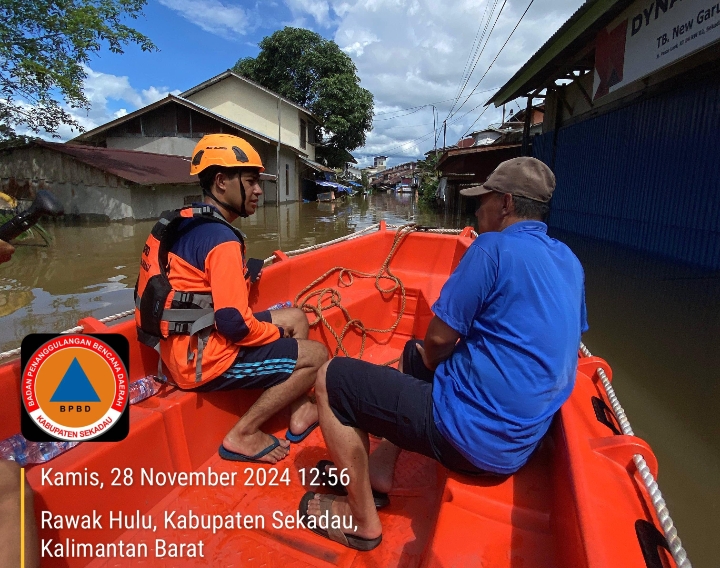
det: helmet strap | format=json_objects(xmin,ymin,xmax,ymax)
[
  {"xmin": 203, "ymin": 189, "xmax": 245, "ymax": 218},
  {"xmin": 238, "ymin": 178, "xmax": 248, "ymax": 218}
]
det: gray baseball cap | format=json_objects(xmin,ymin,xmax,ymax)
[{"xmin": 459, "ymin": 157, "xmax": 556, "ymax": 203}]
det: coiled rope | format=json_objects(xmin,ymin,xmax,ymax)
[
  {"xmin": 579, "ymin": 342, "xmax": 692, "ymax": 568},
  {"xmin": 293, "ymin": 224, "xmax": 417, "ymax": 364}
]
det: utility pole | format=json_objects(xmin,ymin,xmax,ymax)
[
  {"xmin": 432, "ymin": 105, "xmax": 437, "ymax": 157},
  {"xmin": 443, "ymin": 120, "xmax": 447, "ymax": 151},
  {"xmin": 276, "ymin": 96, "xmax": 281, "ymax": 207},
  {"xmin": 521, "ymin": 95, "xmax": 533, "ymax": 157}
]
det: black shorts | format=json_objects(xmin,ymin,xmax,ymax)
[
  {"xmin": 325, "ymin": 340, "xmax": 487, "ymax": 475},
  {"xmin": 197, "ymin": 336, "xmax": 299, "ymax": 391}
]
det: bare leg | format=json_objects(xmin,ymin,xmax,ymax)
[
  {"xmin": 271, "ymin": 307, "xmax": 317, "ymax": 436},
  {"xmin": 0, "ymin": 461, "xmax": 39, "ymax": 568},
  {"xmin": 368, "ymin": 440, "xmax": 401, "ymax": 494},
  {"xmin": 270, "ymin": 307, "xmax": 309, "ymax": 339},
  {"xmin": 222, "ymin": 339, "xmax": 326, "ymax": 463},
  {"xmin": 308, "ymin": 361, "xmax": 382, "ymax": 539}
]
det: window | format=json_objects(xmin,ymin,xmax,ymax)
[
  {"xmin": 300, "ymin": 120, "xmax": 307, "ymax": 149},
  {"xmin": 286, "ymin": 164, "xmax": 290, "ymax": 196},
  {"xmin": 308, "ymin": 122, "xmax": 316, "ymax": 145}
]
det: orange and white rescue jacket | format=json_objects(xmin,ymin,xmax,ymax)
[{"xmin": 135, "ymin": 205, "xmax": 280, "ymax": 388}]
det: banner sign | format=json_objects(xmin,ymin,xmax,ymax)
[{"xmin": 593, "ymin": 0, "xmax": 720, "ymax": 99}]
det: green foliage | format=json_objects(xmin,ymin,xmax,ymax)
[
  {"xmin": 233, "ymin": 27, "xmax": 373, "ymax": 168},
  {"xmin": 0, "ymin": 0, "xmax": 156, "ymax": 140},
  {"xmin": 416, "ymin": 153, "xmax": 441, "ymax": 209},
  {"xmin": 0, "ymin": 211, "xmax": 52, "ymax": 245},
  {"xmin": 361, "ymin": 170, "xmax": 370, "ymax": 193}
]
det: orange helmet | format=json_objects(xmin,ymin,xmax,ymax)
[{"xmin": 190, "ymin": 134, "xmax": 265, "ymax": 175}]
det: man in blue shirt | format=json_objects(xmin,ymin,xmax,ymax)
[{"xmin": 300, "ymin": 157, "xmax": 588, "ymax": 550}]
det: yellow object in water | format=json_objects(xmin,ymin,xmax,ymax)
[{"xmin": 0, "ymin": 192, "xmax": 17, "ymax": 208}]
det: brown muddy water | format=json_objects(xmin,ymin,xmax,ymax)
[{"xmin": 0, "ymin": 193, "xmax": 718, "ymax": 566}]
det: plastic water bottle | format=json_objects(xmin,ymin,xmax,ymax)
[
  {"xmin": 129, "ymin": 375, "xmax": 162, "ymax": 405},
  {"xmin": 0, "ymin": 377, "xmax": 162, "ymax": 466},
  {"xmin": 0, "ymin": 434, "xmax": 79, "ymax": 466},
  {"xmin": 267, "ymin": 300, "xmax": 293, "ymax": 310}
]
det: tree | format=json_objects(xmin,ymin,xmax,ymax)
[
  {"xmin": 233, "ymin": 27, "xmax": 373, "ymax": 168},
  {"xmin": 0, "ymin": 0, "xmax": 155, "ymax": 140},
  {"xmin": 361, "ymin": 170, "xmax": 370, "ymax": 193},
  {"xmin": 417, "ymin": 153, "xmax": 441, "ymax": 209}
]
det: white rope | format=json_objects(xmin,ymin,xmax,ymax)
[
  {"xmin": 580, "ymin": 342, "xmax": 691, "ymax": 568},
  {"xmin": 264, "ymin": 224, "xmax": 382, "ymax": 264},
  {"xmin": 266, "ymin": 223, "xmax": 477, "ymax": 264},
  {"xmin": 0, "ymin": 309, "xmax": 135, "ymax": 361}
]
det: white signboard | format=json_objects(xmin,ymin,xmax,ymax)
[{"xmin": 593, "ymin": 0, "xmax": 720, "ymax": 99}]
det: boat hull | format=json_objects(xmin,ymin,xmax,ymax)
[{"xmin": 0, "ymin": 224, "xmax": 672, "ymax": 567}]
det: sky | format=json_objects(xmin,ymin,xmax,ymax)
[{"xmin": 48, "ymin": 0, "xmax": 585, "ymax": 167}]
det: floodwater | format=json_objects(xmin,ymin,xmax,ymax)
[{"xmin": 0, "ymin": 192, "xmax": 717, "ymax": 566}]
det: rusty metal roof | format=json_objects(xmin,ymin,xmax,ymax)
[
  {"xmin": 439, "ymin": 143, "xmax": 522, "ymax": 161},
  {"xmin": 36, "ymin": 141, "xmax": 197, "ymax": 186}
]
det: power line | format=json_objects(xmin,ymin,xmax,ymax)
[
  {"xmin": 380, "ymin": 95, "xmax": 494, "ymax": 156},
  {"xmin": 461, "ymin": 105, "xmax": 493, "ymax": 139},
  {"xmin": 448, "ymin": 0, "xmax": 497, "ymax": 115},
  {"xmin": 447, "ymin": 0, "xmax": 509, "ymax": 122},
  {"xmin": 373, "ymin": 107, "xmax": 425, "ymax": 121},
  {"xmin": 372, "ymin": 88, "xmax": 497, "ymax": 118},
  {"xmin": 446, "ymin": 0, "xmax": 504, "ymax": 121},
  {"xmin": 448, "ymin": 0, "xmax": 536, "ymax": 123}
]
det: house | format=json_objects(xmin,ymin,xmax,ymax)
[
  {"xmin": 437, "ymin": 144, "xmax": 523, "ymax": 215},
  {"xmin": 71, "ymin": 70, "xmax": 323, "ymax": 206},
  {"xmin": 362, "ymin": 155, "xmax": 389, "ymax": 178},
  {"xmin": 0, "ymin": 141, "xmax": 201, "ymax": 221},
  {"xmin": 469, "ymin": 127, "xmax": 504, "ymax": 146},
  {"xmin": 488, "ymin": 0, "xmax": 720, "ymax": 268},
  {"xmin": 344, "ymin": 162, "xmax": 362, "ymax": 180},
  {"xmin": 369, "ymin": 161, "xmax": 419, "ymax": 191}
]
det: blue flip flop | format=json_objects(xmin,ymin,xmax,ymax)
[
  {"xmin": 285, "ymin": 422, "xmax": 319, "ymax": 443},
  {"xmin": 218, "ymin": 434, "xmax": 283, "ymax": 463}
]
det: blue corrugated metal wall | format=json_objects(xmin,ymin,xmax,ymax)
[{"xmin": 534, "ymin": 74, "xmax": 720, "ymax": 269}]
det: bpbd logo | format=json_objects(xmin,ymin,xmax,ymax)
[{"xmin": 21, "ymin": 334, "xmax": 129, "ymax": 442}]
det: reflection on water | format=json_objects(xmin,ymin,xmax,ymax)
[
  {"xmin": 0, "ymin": 192, "xmax": 717, "ymax": 565},
  {"xmin": 0, "ymin": 194, "xmax": 437, "ymax": 352}
]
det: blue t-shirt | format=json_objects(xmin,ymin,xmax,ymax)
[{"xmin": 431, "ymin": 221, "xmax": 588, "ymax": 474}]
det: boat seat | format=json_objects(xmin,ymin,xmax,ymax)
[{"xmin": 425, "ymin": 437, "xmax": 556, "ymax": 568}]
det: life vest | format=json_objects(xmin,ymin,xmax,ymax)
[{"xmin": 134, "ymin": 204, "xmax": 246, "ymax": 382}]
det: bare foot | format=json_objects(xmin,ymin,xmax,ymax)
[
  {"xmin": 222, "ymin": 431, "xmax": 290, "ymax": 464},
  {"xmin": 368, "ymin": 439, "xmax": 401, "ymax": 494},
  {"xmin": 306, "ymin": 495, "xmax": 382, "ymax": 540},
  {"xmin": 289, "ymin": 394, "xmax": 318, "ymax": 436}
]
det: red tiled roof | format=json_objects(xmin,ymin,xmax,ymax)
[{"xmin": 37, "ymin": 141, "xmax": 196, "ymax": 185}]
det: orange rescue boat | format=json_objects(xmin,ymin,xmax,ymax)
[{"xmin": 0, "ymin": 222, "xmax": 683, "ymax": 567}]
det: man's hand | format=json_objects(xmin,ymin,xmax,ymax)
[{"xmin": 0, "ymin": 240, "xmax": 14, "ymax": 264}]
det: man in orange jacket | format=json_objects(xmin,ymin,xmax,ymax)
[{"xmin": 141, "ymin": 134, "xmax": 327, "ymax": 464}]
